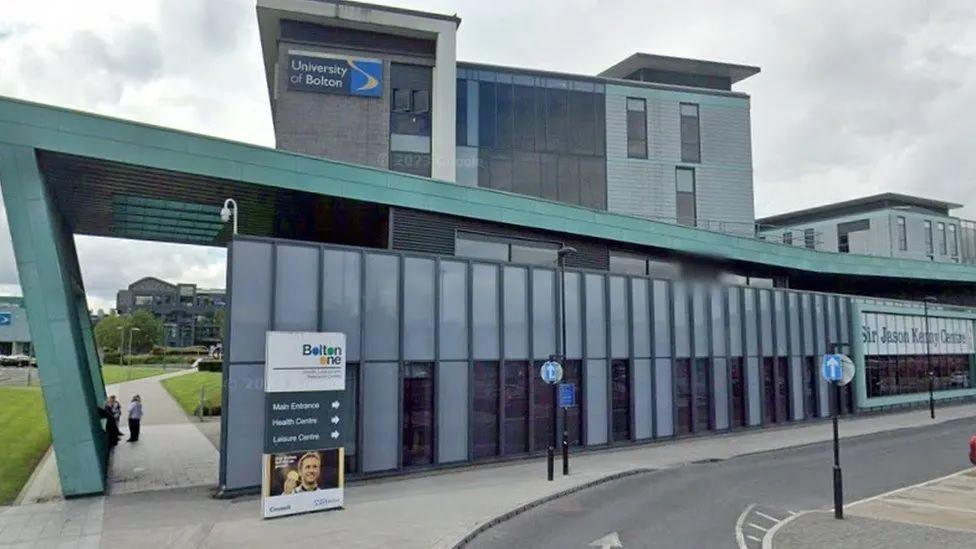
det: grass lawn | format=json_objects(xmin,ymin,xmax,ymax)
[
  {"xmin": 101, "ymin": 365, "xmax": 170, "ymax": 385},
  {"xmin": 162, "ymin": 371, "xmax": 222, "ymax": 417},
  {"xmin": 0, "ymin": 387, "xmax": 51, "ymax": 505}
]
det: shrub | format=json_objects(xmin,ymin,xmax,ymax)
[
  {"xmin": 103, "ymin": 351, "xmax": 121, "ymax": 364},
  {"xmin": 196, "ymin": 359, "xmax": 222, "ymax": 372}
]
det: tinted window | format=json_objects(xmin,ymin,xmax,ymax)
[
  {"xmin": 456, "ymin": 79, "xmax": 467, "ymax": 146},
  {"xmin": 504, "ymin": 361, "xmax": 530, "ymax": 454},
  {"xmin": 804, "ymin": 229, "xmax": 816, "ymax": 249},
  {"xmin": 496, "ymin": 83, "xmax": 514, "ymax": 149},
  {"xmin": 532, "ymin": 363, "xmax": 554, "ymax": 451},
  {"xmin": 896, "ymin": 216, "xmax": 907, "ymax": 251},
  {"xmin": 938, "ymin": 222, "xmax": 947, "ymax": 254},
  {"xmin": 680, "ymin": 103, "xmax": 700, "ymax": 163},
  {"xmin": 402, "ymin": 362, "xmax": 434, "ymax": 466},
  {"xmin": 611, "ymin": 359, "xmax": 631, "ymax": 441},
  {"xmin": 730, "ymin": 358, "xmax": 746, "ymax": 427},
  {"xmin": 570, "ymin": 90, "xmax": 597, "ymax": 155},
  {"xmin": 455, "ymin": 236, "xmax": 507, "ymax": 261},
  {"xmin": 473, "ymin": 361, "xmax": 499, "ymax": 459},
  {"xmin": 676, "ymin": 168, "xmax": 696, "ymax": 226},
  {"xmin": 546, "ymin": 88, "xmax": 569, "ymax": 152},
  {"xmin": 626, "ymin": 98, "xmax": 647, "ymax": 159},
  {"xmin": 949, "ymin": 225, "xmax": 958, "ymax": 256},
  {"xmin": 694, "ymin": 358, "xmax": 711, "ymax": 432},
  {"xmin": 675, "ymin": 359, "xmax": 692, "ymax": 435},
  {"xmin": 609, "ymin": 252, "xmax": 647, "ymax": 276},
  {"xmin": 924, "ymin": 220, "xmax": 933, "ymax": 254},
  {"xmin": 514, "ymin": 85, "xmax": 536, "ymax": 151},
  {"xmin": 478, "ymin": 81, "xmax": 496, "ymax": 147}
]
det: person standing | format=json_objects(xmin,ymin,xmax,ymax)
[
  {"xmin": 106, "ymin": 395, "xmax": 122, "ymax": 424},
  {"xmin": 99, "ymin": 399, "xmax": 121, "ymax": 448},
  {"xmin": 127, "ymin": 394, "xmax": 143, "ymax": 442}
]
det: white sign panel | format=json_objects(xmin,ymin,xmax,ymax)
[
  {"xmin": 861, "ymin": 312, "xmax": 974, "ymax": 356},
  {"xmin": 265, "ymin": 332, "xmax": 346, "ymax": 393}
]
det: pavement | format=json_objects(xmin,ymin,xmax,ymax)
[
  {"xmin": 2, "ymin": 402, "xmax": 975, "ymax": 548},
  {"xmin": 770, "ymin": 468, "xmax": 976, "ymax": 548}
]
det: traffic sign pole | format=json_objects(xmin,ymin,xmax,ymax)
[
  {"xmin": 562, "ymin": 406, "xmax": 569, "ymax": 475},
  {"xmin": 833, "ymin": 380, "xmax": 843, "ymax": 519}
]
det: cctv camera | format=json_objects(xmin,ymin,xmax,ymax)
[{"xmin": 220, "ymin": 207, "xmax": 232, "ymax": 222}]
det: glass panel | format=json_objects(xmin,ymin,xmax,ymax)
[
  {"xmin": 546, "ymin": 87, "xmax": 569, "ymax": 153},
  {"xmin": 730, "ymin": 358, "xmax": 746, "ymax": 427},
  {"xmin": 557, "ymin": 155, "xmax": 580, "ymax": 205},
  {"xmin": 569, "ymin": 90, "xmax": 597, "ymax": 155},
  {"xmin": 804, "ymin": 357, "xmax": 818, "ymax": 418},
  {"xmin": 478, "ymin": 81, "xmax": 496, "ymax": 147},
  {"xmin": 762, "ymin": 358, "xmax": 775, "ymax": 423},
  {"xmin": 473, "ymin": 361, "xmax": 500, "ymax": 459},
  {"xmin": 609, "ymin": 252, "xmax": 646, "ymax": 276},
  {"xmin": 456, "ymin": 237, "xmax": 507, "ymax": 261},
  {"xmin": 563, "ymin": 360, "xmax": 583, "ymax": 445},
  {"xmin": 694, "ymin": 358, "xmax": 711, "ymax": 432},
  {"xmin": 680, "ymin": 103, "xmax": 701, "ymax": 163},
  {"xmin": 514, "ymin": 85, "xmax": 536, "ymax": 151},
  {"xmin": 512, "ymin": 151, "xmax": 541, "ymax": 198},
  {"xmin": 675, "ymin": 359, "xmax": 692, "ymax": 435},
  {"xmin": 344, "ymin": 364, "xmax": 359, "ymax": 473},
  {"xmin": 626, "ymin": 102, "xmax": 647, "ymax": 159},
  {"xmin": 776, "ymin": 357, "xmax": 790, "ymax": 422},
  {"xmin": 504, "ymin": 361, "xmax": 530, "ymax": 454},
  {"xmin": 532, "ymin": 362, "xmax": 554, "ymax": 451},
  {"xmin": 496, "ymin": 83, "xmax": 514, "ymax": 149},
  {"xmin": 402, "ymin": 362, "xmax": 434, "ymax": 467},
  {"xmin": 511, "ymin": 243, "xmax": 557, "ymax": 266},
  {"xmin": 611, "ymin": 359, "xmax": 631, "ymax": 441}
]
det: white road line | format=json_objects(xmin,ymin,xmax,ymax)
[
  {"xmin": 754, "ymin": 511, "xmax": 781, "ymax": 523},
  {"xmin": 747, "ymin": 522, "xmax": 768, "ymax": 532},
  {"xmin": 747, "ymin": 535, "xmax": 762, "ymax": 542},
  {"xmin": 761, "ymin": 509, "xmax": 818, "ymax": 549},
  {"xmin": 787, "ymin": 510, "xmax": 797, "ymax": 516},
  {"xmin": 734, "ymin": 503, "xmax": 757, "ymax": 549},
  {"xmin": 846, "ymin": 467, "xmax": 975, "ymax": 508}
]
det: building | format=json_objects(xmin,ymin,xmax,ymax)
[
  {"xmin": 757, "ymin": 193, "xmax": 976, "ymax": 264},
  {"xmin": 0, "ymin": 296, "xmax": 31, "ymax": 356},
  {"xmin": 116, "ymin": 277, "xmax": 225, "ymax": 348},
  {"xmin": 2, "ymin": 0, "xmax": 976, "ymax": 498}
]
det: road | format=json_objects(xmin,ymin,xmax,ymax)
[{"xmin": 466, "ymin": 417, "xmax": 976, "ymax": 549}]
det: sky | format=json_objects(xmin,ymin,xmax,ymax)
[{"xmin": 1, "ymin": 0, "xmax": 975, "ymax": 311}]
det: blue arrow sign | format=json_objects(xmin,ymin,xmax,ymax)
[
  {"xmin": 558, "ymin": 383, "xmax": 576, "ymax": 408},
  {"xmin": 540, "ymin": 360, "xmax": 563, "ymax": 384},
  {"xmin": 0, "ymin": 313, "xmax": 11, "ymax": 326},
  {"xmin": 822, "ymin": 354, "xmax": 843, "ymax": 382}
]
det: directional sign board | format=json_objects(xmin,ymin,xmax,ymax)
[
  {"xmin": 0, "ymin": 312, "xmax": 11, "ymax": 326},
  {"xmin": 540, "ymin": 360, "xmax": 563, "ymax": 384},
  {"xmin": 262, "ymin": 332, "xmax": 347, "ymax": 519},
  {"xmin": 558, "ymin": 383, "xmax": 576, "ymax": 408},
  {"xmin": 822, "ymin": 353, "xmax": 855, "ymax": 386}
]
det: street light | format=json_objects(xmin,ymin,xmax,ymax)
[
  {"xmin": 554, "ymin": 246, "xmax": 577, "ymax": 477},
  {"xmin": 923, "ymin": 296, "xmax": 938, "ymax": 419},
  {"xmin": 220, "ymin": 198, "xmax": 238, "ymax": 235}
]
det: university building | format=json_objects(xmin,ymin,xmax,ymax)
[
  {"xmin": 116, "ymin": 277, "xmax": 226, "ymax": 348},
  {"xmin": 1, "ymin": 0, "xmax": 975, "ymax": 497}
]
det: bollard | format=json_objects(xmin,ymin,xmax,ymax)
[
  {"xmin": 547, "ymin": 446, "xmax": 554, "ymax": 481},
  {"xmin": 562, "ymin": 430, "xmax": 569, "ymax": 476}
]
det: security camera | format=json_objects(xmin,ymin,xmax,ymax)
[{"xmin": 220, "ymin": 206, "xmax": 232, "ymax": 223}]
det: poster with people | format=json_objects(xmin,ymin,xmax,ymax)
[
  {"xmin": 262, "ymin": 332, "xmax": 348, "ymax": 519},
  {"xmin": 262, "ymin": 448, "xmax": 344, "ymax": 518}
]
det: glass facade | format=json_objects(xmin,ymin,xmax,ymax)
[
  {"xmin": 803, "ymin": 357, "xmax": 818, "ymax": 418},
  {"xmin": 402, "ymin": 362, "xmax": 434, "ymax": 466},
  {"xmin": 455, "ymin": 71, "xmax": 607, "ymax": 209},
  {"xmin": 896, "ymin": 216, "xmax": 907, "ymax": 251},
  {"xmin": 455, "ymin": 232, "xmax": 559, "ymax": 266},
  {"xmin": 473, "ymin": 361, "xmax": 500, "ymax": 459},
  {"xmin": 390, "ymin": 63, "xmax": 433, "ymax": 177},
  {"xmin": 626, "ymin": 98, "xmax": 647, "ymax": 159},
  {"xmin": 865, "ymin": 354, "xmax": 973, "ymax": 397},
  {"xmin": 532, "ymin": 361, "xmax": 555, "ymax": 450},
  {"xmin": 775, "ymin": 357, "xmax": 790, "ymax": 422},
  {"xmin": 675, "ymin": 168, "xmax": 697, "ymax": 227},
  {"xmin": 729, "ymin": 358, "xmax": 747, "ymax": 427},
  {"xmin": 504, "ymin": 361, "xmax": 530, "ymax": 454},
  {"xmin": 563, "ymin": 360, "xmax": 583, "ymax": 446},
  {"xmin": 693, "ymin": 358, "xmax": 711, "ymax": 432},
  {"xmin": 675, "ymin": 359, "xmax": 692, "ymax": 435},
  {"xmin": 679, "ymin": 103, "xmax": 701, "ymax": 163},
  {"xmin": 611, "ymin": 360, "xmax": 631, "ymax": 441}
]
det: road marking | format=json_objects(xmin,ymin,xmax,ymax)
[
  {"xmin": 787, "ymin": 510, "xmax": 797, "ymax": 515},
  {"xmin": 846, "ymin": 467, "xmax": 974, "ymax": 508},
  {"xmin": 747, "ymin": 522, "xmax": 768, "ymax": 532},
  {"xmin": 883, "ymin": 498, "xmax": 976, "ymax": 515},
  {"xmin": 754, "ymin": 511, "xmax": 781, "ymax": 522},
  {"xmin": 588, "ymin": 531, "xmax": 623, "ymax": 549},
  {"xmin": 761, "ymin": 510, "xmax": 818, "ymax": 549},
  {"xmin": 747, "ymin": 535, "xmax": 762, "ymax": 542},
  {"xmin": 734, "ymin": 503, "xmax": 757, "ymax": 549}
]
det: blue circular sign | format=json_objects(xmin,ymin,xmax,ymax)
[{"xmin": 540, "ymin": 360, "xmax": 563, "ymax": 384}]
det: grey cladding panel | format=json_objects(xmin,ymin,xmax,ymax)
[
  {"xmin": 609, "ymin": 277, "xmax": 629, "ymax": 359},
  {"xmin": 362, "ymin": 362, "xmax": 399, "ymax": 472},
  {"xmin": 653, "ymin": 280, "xmax": 671, "ymax": 358},
  {"xmin": 585, "ymin": 359, "xmax": 608, "ymax": 445},
  {"xmin": 631, "ymin": 279, "xmax": 651, "ymax": 359},
  {"xmin": 403, "ymin": 258, "xmax": 435, "ymax": 360},
  {"xmin": 564, "ymin": 272, "xmax": 583, "ymax": 359},
  {"xmin": 744, "ymin": 288, "xmax": 758, "ymax": 357},
  {"xmin": 634, "ymin": 358, "xmax": 653, "ymax": 439},
  {"xmin": 673, "ymin": 281, "xmax": 690, "ymax": 358},
  {"xmin": 774, "ymin": 291, "xmax": 787, "ymax": 356},
  {"xmin": 747, "ymin": 357, "xmax": 761, "ymax": 426},
  {"xmin": 274, "ymin": 245, "xmax": 318, "ymax": 332},
  {"xmin": 713, "ymin": 358, "xmax": 729, "ymax": 430},
  {"xmin": 585, "ymin": 274, "xmax": 607, "ymax": 358},
  {"xmin": 728, "ymin": 287, "xmax": 742, "ymax": 357},
  {"xmin": 322, "ymin": 250, "xmax": 361, "ymax": 362},
  {"xmin": 711, "ymin": 285, "xmax": 726, "ymax": 357},
  {"xmin": 229, "ymin": 240, "xmax": 272, "ymax": 363},
  {"xmin": 472, "ymin": 264, "xmax": 499, "ymax": 360},
  {"xmin": 438, "ymin": 261, "xmax": 468, "ymax": 360},
  {"xmin": 655, "ymin": 358, "xmax": 673, "ymax": 436},
  {"xmin": 788, "ymin": 293, "xmax": 800, "ymax": 357},
  {"xmin": 364, "ymin": 254, "xmax": 400, "ymax": 361},
  {"xmin": 693, "ymin": 284, "xmax": 708, "ymax": 358},
  {"xmin": 438, "ymin": 361, "xmax": 468, "ymax": 463},
  {"xmin": 223, "ymin": 362, "xmax": 265, "ymax": 490},
  {"xmin": 504, "ymin": 267, "xmax": 529, "ymax": 359},
  {"xmin": 532, "ymin": 269, "xmax": 556, "ymax": 360},
  {"xmin": 759, "ymin": 290, "xmax": 773, "ymax": 356},
  {"xmin": 802, "ymin": 293, "xmax": 814, "ymax": 356},
  {"xmin": 790, "ymin": 356, "xmax": 803, "ymax": 421}
]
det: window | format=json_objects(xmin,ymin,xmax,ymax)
[
  {"xmin": 949, "ymin": 225, "xmax": 959, "ymax": 256},
  {"xmin": 532, "ymin": 362, "xmax": 554, "ymax": 451},
  {"xmin": 402, "ymin": 362, "xmax": 434, "ymax": 466},
  {"xmin": 782, "ymin": 232, "xmax": 793, "ymax": 245},
  {"xmin": 456, "ymin": 232, "xmax": 559, "ymax": 266},
  {"xmin": 609, "ymin": 252, "xmax": 647, "ymax": 276},
  {"xmin": 674, "ymin": 359, "xmax": 692, "ymax": 435},
  {"xmin": 803, "ymin": 229, "xmax": 816, "ymax": 249},
  {"xmin": 762, "ymin": 358, "xmax": 775, "ymax": 424},
  {"xmin": 837, "ymin": 219, "xmax": 869, "ymax": 254},
  {"xmin": 938, "ymin": 222, "xmax": 947, "ymax": 255},
  {"xmin": 896, "ymin": 216, "xmax": 907, "ymax": 251},
  {"xmin": 924, "ymin": 220, "xmax": 933, "ymax": 255},
  {"xmin": 611, "ymin": 360, "xmax": 631, "ymax": 441},
  {"xmin": 626, "ymin": 98, "xmax": 647, "ymax": 159},
  {"xmin": 775, "ymin": 357, "xmax": 790, "ymax": 422},
  {"xmin": 134, "ymin": 295, "xmax": 153, "ymax": 306},
  {"xmin": 729, "ymin": 358, "xmax": 747, "ymax": 427},
  {"xmin": 562, "ymin": 361, "xmax": 583, "ymax": 445},
  {"xmin": 456, "ymin": 80, "xmax": 468, "ymax": 146},
  {"xmin": 693, "ymin": 358, "xmax": 711, "ymax": 432},
  {"xmin": 392, "ymin": 88, "xmax": 412, "ymax": 112},
  {"xmin": 675, "ymin": 168, "xmax": 696, "ymax": 227},
  {"xmin": 680, "ymin": 103, "xmax": 701, "ymax": 163},
  {"xmin": 390, "ymin": 64, "xmax": 432, "ymax": 177},
  {"xmin": 503, "ymin": 361, "xmax": 530, "ymax": 454},
  {"xmin": 473, "ymin": 362, "xmax": 499, "ymax": 459},
  {"xmin": 803, "ymin": 357, "xmax": 818, "ymax": 419}
]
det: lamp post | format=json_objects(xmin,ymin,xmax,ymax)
[
  {"xmin": 923, "ymin": 296, "xmax": 938, "ymax": 419},
  {"xmin": 555, "ymin": 246, "xmax": 577, "ymax": 477},
  {"xmin": 220, "ymin": 198, "xmax": 238, "ymax": 236},
  {"xmin": 126, "ymin": 327, "xmax": 141, "ymax": 381}
]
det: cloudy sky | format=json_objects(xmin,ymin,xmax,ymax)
[{"xmin": 1, "ymin": 0, "xmax": 975, "ymax": 310}]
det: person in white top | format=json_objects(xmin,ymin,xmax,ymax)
[{"xmin": 127, "ymin": 394, "xmax": 143, "ymax": 442}]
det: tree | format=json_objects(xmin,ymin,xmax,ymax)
[
  {"xmin": 94, "ymin": 314, "xmax": 126, "ymax": 352},
  {"xmin": 129, "ymin": 309, "xmax": 164, "ymax": 353},
  {"xmin": 92, "ymin": 311, "xmax": 164, "ymax": 354},
  {"xmin": 213, "ymin": 308, "xmax": 226, "ymax": 340}
]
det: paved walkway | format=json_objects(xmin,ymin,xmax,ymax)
[
  {"xmin": 3, "ymin": 403, "xmax": 975, "ymax": 548},
  {"xmin": 15, "ymin": 369, "xmax": 219, "ymax": 504}
]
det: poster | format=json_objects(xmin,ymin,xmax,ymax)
[{"xmin": 262, "ymin": 332, "xmax": 347, "ymax": 519}]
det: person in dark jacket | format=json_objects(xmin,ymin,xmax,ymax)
[{"xmin": 98, "ymin": 399, "xmax": 121, "ymax": 448}]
